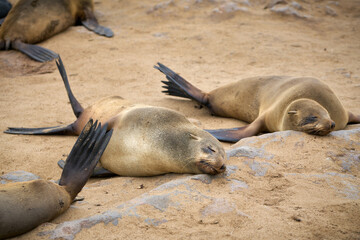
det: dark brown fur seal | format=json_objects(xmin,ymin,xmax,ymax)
[
  {"xmin": 4, "ymin": 57, "xmax": 226, "ymax": 176},
  {"xmin": 0, "ymin": 120, "xmax": 112, "ymax": 239},
  {"xmin": 154, "ymin": 63, "xmax": 360, "ymax": 142},
  {"xmin": 0, "ymin": 0, "xmax": 113, "ymax": 62}
]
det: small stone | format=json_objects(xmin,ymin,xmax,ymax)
[{"xmin": 325, "ymin": 6, "xmax": 337, "ymax": 16}]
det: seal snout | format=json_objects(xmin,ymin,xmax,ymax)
[
  {"xmin": 196, "ymin": 160, "xmax": 226, "ymax": 175},
  {"xmin": 196, "ymin": 145, "xmax": 227, "ymax": 175},
  {"xmin": 330, "ymin": 121, "xmax": 336, "ymax": 129}
]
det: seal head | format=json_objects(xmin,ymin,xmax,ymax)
[{"xmin": 283, "ymin": 99, "xmax": 336, "ymax": 136}]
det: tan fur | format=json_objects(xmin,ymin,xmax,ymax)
[
  {"xmin": 0, "ymin": 180, "xmax": 71, "ymax": 239},
  {"xmin": 208, "ymin": 76, "xmax": 349, "ymax": 134},
  {"xmin": 72, "ymin": 98, "xmax": 226, "ymax": 176},
  {"xmin": 0, "ymin": 0, "xmax": 93, "ymax": 44}
]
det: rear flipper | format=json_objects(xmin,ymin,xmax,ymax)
[
  {"xmin": 58, "ymin": 160, "xmax": 116, "ymax": 177},
  {"xmin": 56, "ymin": 56, "xmax": 84, "ymax": 118},
  {"xmin": 154, "ymin": 63, "xmax": 209, "ymax": 106},
  {"xmin": 11, "ymin": 40, "xmax": 59, "ymax": 62},
  {"xmin": 59, "ymin": 119, "xmax": 113, "ymax": 199},
  {"xmin": 206, "ymin": 118, "xmax": 265, "ymax": 142},
  {"xmin": 4, "ymin": 124, "xmax": 76, "ymax": 135},
  {"xmin": 81, "ymin": 6, "xmax": 114, "ymax": 38}
]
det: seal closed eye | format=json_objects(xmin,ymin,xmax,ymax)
[
  {"xmin": 0, "ymin": 119, "xmax": 113, "ymax": 239},
  {"xmin": 154, "ymin": 63, "xmax": 360, "ymax": 142},
  {"xmin": 4, "ymin": 57, "xmax": 226, "ymax": 177},
  {"xmin": 0, "ymin": 0, "xmax": 114, "ymax": 62}
]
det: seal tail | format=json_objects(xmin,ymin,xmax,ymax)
[
  {"xmin": 4, "ymin": 124, "xmax": 76, "ymax": 135},
  {"xmin": 11, "ymin": 40, "xmax": 59, "ymax": 62},
  {"xmin": 59, "ymin": 119, "xmax": 113, "ymax": 199},
  {"xmin": 56, "ymin": 56, "xmax": 84, "ymax": 118},
  {"xmin": 154, "ymin": 63, "xmax": 209, "ymax": 106}
]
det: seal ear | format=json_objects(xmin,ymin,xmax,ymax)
[
  {"xmin": 190, "ymin": 133, "xmax": 200, "ymax": 140},
  {"xmin": 288, "ymin": 111, "xmax": 297, "ymax": 115}
]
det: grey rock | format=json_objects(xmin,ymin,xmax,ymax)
[{"xmin": 0, "ymin": 170, "xmax": 40, "ymax": 184}]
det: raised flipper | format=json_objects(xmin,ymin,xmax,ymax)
[
  {"xmin": 4, "ymin": 124, "xmax": 76, "ymax": 135},
  {"xmin": 206, "ymin": 118, "xmax": 265, "ymax": 142},
  {"xmin": 58, "ymin": 160, "xmax": 115, "ymax": 177},
  {"xmin": 81, "ymin": 6, "xmax": 113, "ymax": 38},
  {"xmin": 59, "ymin": 119, "xmax": 113, "ymax": 199},
  {"xmin": 154, "ymin": 63, "xmax": 209, "ymax": 106},
  {"xmin": 11, "ymin": 40, "xmax": 59, "ymax": 62},
  {"xmin": 348, "ymin": 111, "xmax": 360, "ymax": 124},
  {"xmin": 56, "ymin": 56, "xmax": 84, "ymax": 118}
]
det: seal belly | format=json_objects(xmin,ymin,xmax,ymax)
[{"xmin": 0, "ymin": 180, "xmax": 71, "ymax": 239}]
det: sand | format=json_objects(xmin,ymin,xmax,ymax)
[{"xmin": 0, "ymin": 0, "xmax": 359, "ymax": 239}]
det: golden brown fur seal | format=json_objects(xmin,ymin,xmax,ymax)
[
  {"xmin": 0, "ymin": 0, "xmax": 113, "ymax": 62},
  {"xmin": 154, "ymin": 63, "xmax": 360, "ymax": 142},
  {"xmin": 5, "ymin": 57, "xmax": 226, "ymax": 176},
  {"xmin": 0, "ymin": 120, "xmax": 112, "ymax": 239}
]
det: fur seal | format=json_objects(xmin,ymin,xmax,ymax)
[
  {"xmin": 0, "ymin": 119, "xmax": 112, "ymax": 239},
  {"xmin": 0, "ymin": 0, "xmax": 113, "ymax": 62},
  {"xmin": 154, "ymin": 63, "xmax": 360, "ymax": 142},
  {"xmin": 4, "ymin": 57, "xmax": 226, "ymax": 176}
]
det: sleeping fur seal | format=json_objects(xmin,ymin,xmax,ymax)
[
  {"xmin": 0, "ymin": 119, "xmax": 112, "ymax": 239},
  {"xmin": 154, "ymin": 63, "xmax": 360, "ymax": 142},
  {"xmin": 4, "ymin": 57, "xmax": 226, "ymax": 176},
  {"xmin": 0, "ymin": 0, "xmax": 113, "ymax": 62}
]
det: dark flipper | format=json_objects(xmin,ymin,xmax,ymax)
[
  {"xmin": 56, "ymin": 57, "xmax": 84, "ymax": 118},
  {"xmin": 206, "ymin": 117, "xmax": 265, "ymax": 142},
  {"xmin": 4, "ymin": 124, "xmax": 76, "ymax": 135},
  {"xmin": 59, "ymin": 119, "xmax": 113, "ymax": 199},
  {"xmin": 0, "ymin": 0, "xmax": 12, "ymax": 19},
  {"xmin": 58, "ymin": 160, "xmax": 116, "ymax": 178},
  {"xmin": 154, "ymin": 63, "xmax": 209, "ymax": 106},
  {"xmin": 11, "ymin": 40, "xmax": 58, "ymax": 62},
  {"xmin": 206, "ymin": 127, "xmax": 248, "ymax": 143},
  {"xmin": 81, "ymin": 6, "xmax": 114, "ymax": 38}
]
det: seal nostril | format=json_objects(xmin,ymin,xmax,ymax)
[
  {"xmin": 220, "ymin": 164, "xmax": 226, "ymax": 170},
  {"xmin": 331, "ymin": 122, "xmax": 335, "ymax": 129}
]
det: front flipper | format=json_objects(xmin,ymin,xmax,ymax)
[
  {"xmin": 206, "ymin": 126, "xmax": 248, "ymax": 143},
  {"xmin": 12, "ymin": 40, "xmax": 59, "ymax": 62},
  {"xmin": 4, "ymin": 124, "xmax": 75, "ymax": 135},
  {"xmin": 58, "ymin": 160, "xmax": 116, "ymax": 177},
  {"xmin": 81, "ymin": 7, "xmax": 114, "ymax": 38},
  {"xmin": 206, "ymin": 117, "xmax": 265, "ymax": 142}
]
